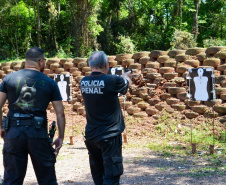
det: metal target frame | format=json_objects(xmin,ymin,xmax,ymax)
[{"xmin": 186, "ymin": 68, "xmax": 216, "ymax": 152}]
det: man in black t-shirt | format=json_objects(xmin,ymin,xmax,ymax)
[
  {"xmin": 81, "ymin": 51, "xmax": 131, "ymax": 185},
  {"xmin": 0, "ymin": 47, "xmax": 65, "ymax": 185}
]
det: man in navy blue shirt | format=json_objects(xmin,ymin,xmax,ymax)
[
  {"xmin": 0, "ymin": 47, "xmax": 65, "ymax": 185},
  {"xmin": 81, "ymin": 51, "xmax": 131, "ymax": 185}
]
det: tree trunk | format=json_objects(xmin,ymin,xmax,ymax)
[
  {"xmin": 14, "ymin": 0, "xmax": 19, "ymax": 58},
  {"xmin": 37, "ymin": 0, "xmax": 41, "ymax": 47},
  {"xmin": 57, "ymin": 0, "xmax": 60, "ymax": 18},
  {"xmin": 69, "ymin": 0, "xmax": 92, "ymax": 57},
  {"xmin": 33, "ymin": 0, "xmax": 36, "ymax": 26},
  {"xmin": 173, "ymin": 1, "xmax": 178, "ymax": 27},
  {"xmin": 193, "ymin": 0, "xmax": 199, "ymax": 40},
  {"xmin": 15, "ymin": 31, "xmax": 19, "ymax": 58},
  {"xmin": 178, "ymin": 0, "xmax": 182, "ymax": 30},
  {"xmin": 166, "ymin": 1, "xmax": 169, "ymax": 30}
]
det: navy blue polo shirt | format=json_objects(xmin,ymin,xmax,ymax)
[{"xmin": 81, "ymin": 72, "xmax": 129, "ymax": 142}]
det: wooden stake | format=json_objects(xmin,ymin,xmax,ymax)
[
  {"xmin": 191, "ymin": 143, "xmax": 197, "ymax": 154},
  {"xmin": 209, "ymin": 144, "xmax": 214, "ymax": 155},
  {"xmin": 70, "ymin": 136, "xmax": 74, "ymax": 145},
  {"xmin": 123, "ymin": 133, "xmax": 128, "ymax": 144}
]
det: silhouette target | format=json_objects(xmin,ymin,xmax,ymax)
[
  {"xmin": 188, "ymin": 68, "xmax": 215, "ymax": 101},
  {"xmin": 54, "ymin": 74, "xmax": 72, "ymax": 101}
]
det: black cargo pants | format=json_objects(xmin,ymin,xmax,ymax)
[
  {"xmin": 3, "ymin": 125, "xmax": 57, "ymax": 185},
  {"xmin": 85, "ymin": 134, "xmax": 123, "ymax": 185}
]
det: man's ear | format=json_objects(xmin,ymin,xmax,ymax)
[
  {"xmin": 105, "ymin": 62, "xmax": 109, "ymax": 69},
  {"xmin": 39, "ymin": 59, "xmax": 43, "ymax": 68},
  {"xmin": 105, "ymin": 62, "xmax": 109, "ymax": 74}
]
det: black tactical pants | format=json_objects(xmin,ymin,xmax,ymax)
[
  {"xmin": 3, "ymin": 126, "xmax": 57, "ymax": 185},
  {"xmin": 85, "ymin": 134, "xmax": 123, "ymax": 185}
]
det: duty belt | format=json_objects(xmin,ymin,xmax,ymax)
[
  {"xmin": 9, "ymin": 118, "xmax": 34, "ymax": 127},
  {"xmin": 8, "ymin": 116, "xmax": 47, "ymax": 128}
]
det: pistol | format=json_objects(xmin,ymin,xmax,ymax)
[{"xmin": 48, "ymin": 121, "xmax": 56, "ymax": 143}]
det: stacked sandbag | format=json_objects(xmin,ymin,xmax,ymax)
[{"xmin": 0, "ymin": 46, "xmax": 225, "ymax": 118}]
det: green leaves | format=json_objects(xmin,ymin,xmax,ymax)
[
  {"xmin": 0, "ymin": 0, "xmax": 225, "ymax": 60},
  {"xmin": 198, "ymin": 19, "xmax": 207, "ymax": 24},
  {"xmin": 10, "ymin": 2, "xmax": 28, "ymax": 17},
  {"xmin": 114, "ymin": 35, "xmax": 135, "ymax": 54}
]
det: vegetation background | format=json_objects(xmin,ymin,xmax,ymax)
[{"xmin": 0, "ymin": 0, "xmax": 225, "ymax": 60}]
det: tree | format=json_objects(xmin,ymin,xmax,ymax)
[
  {"xmin": 0, "ymin": 0, "xmax": 225, "ymax": 60},
  {"xmin": 193, "ymin": 0, "xmax": 199, "ymax": 40},
  {"xmin": 68, "ymin": 0, "xmax": 103, "ymax": 57}
]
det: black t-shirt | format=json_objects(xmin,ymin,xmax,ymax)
[
  {"xmin": 81, "ymin": 71, "xmax": 129, "ymax": 142},
  {"xmin": 0, "ymin": 69, "xmax": 62, "ymax": 118}
]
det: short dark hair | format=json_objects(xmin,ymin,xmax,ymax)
[
  {"xmin": 88, "ymin": 51, "xmax": 108, "ymax": 69},
  {"xmin": 25, "ymin": 47, "xmax": 44, "ymax": 62}
]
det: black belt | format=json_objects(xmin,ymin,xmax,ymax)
[
  {"xmin": 9, "ymin": 118, "xmax": 33, "ymax": 127},
  {"xmin": 9, "ymin": 117, "xmax": 47, "ymax": 128}
]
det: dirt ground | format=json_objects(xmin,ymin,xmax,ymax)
[
  {"xmin": 0, "ymin": 108, "xmax": 225, "ymax": 185},
  {"xmin": 0, "ymin": 135, "xmax": 226, "ymax": 185}
]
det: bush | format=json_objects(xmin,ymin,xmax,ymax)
[
  {"xmin": 170, "ymin": 29, "xmax": 197, "ymax": 50},
  {"xmin": 55, "ymin": 47, "xmax": 73, "ymax": 58},
  {"xmin": 114, "ymin": 35, "xmax": 135, "ymax": 54},
  {"xmin": 203, "ymin": 38, "xmax": 226, "ymax": 48}
]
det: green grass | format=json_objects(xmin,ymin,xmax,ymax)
[
  {"xmin": 188, "ymin": 167, "xmax": 224, "ymax": 177},
  {"xmin": 57, "ymin": 154, "xmax": 73, "ymax": 160},
  {"xmin": 147, "ymin": 140, "xmax": 189, "ymax": 156},
  {"xmin": 125, "ymin": 110, "xmax": 226, "ymax": 156}
]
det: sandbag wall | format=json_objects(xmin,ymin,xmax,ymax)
[
  {"xmin": 0, "ymin": 46, "xmax": 225, "ymax": 121},
  {"xmin": 111, "ymin": 47, "xmax": 226, "ymax": 120}
]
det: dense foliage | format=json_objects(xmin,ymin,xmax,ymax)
[{"xmin": 0, "ymin": 0, "xmax": 225, "ymax": 60}]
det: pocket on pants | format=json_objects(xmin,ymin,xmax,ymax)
[
  {"xmin": 4, "ymin": 129, "xmax": 20, "ymax": 140},
  {"xmin": 31, "ymin": 138, "xmax": 56, "ymax": 166},
  {"xmin": 105, "ymin": 156, "xmax": 123, "ymax": 177},
  {"xmin": 3, "ymin": 129, "xmax": 20, "ymax": 153},
  {"xmin": 3, "ymin": 129, "xmax": 20, "ymax": 168}
]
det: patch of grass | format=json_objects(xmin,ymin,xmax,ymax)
[
  {"xmin": 188, "ymin": 166, "xmax": 224, "ymax": 177},
  {"xmin": 57, "ymin": 154, "xmax": 73, "ymax": 160},
  {"xmin": 114, "ymin": 108, "xmax": 226, "ymax": 158},
  {"xmin": 125, "ymin": 110, "xmax": 226, "ymax": 156},
  {"xmin": 209, "ymin": 156, "xmax": 223, "ymax": 166},
  {"xmin": 136, "ymin": 156, "xmax": 142, "ymax": 159},
  {"xmin": 126, "ymin": 116, "xmax": 140, "ymax": 126},
  {"xmin": 162, "ymin": 151, "xmax": 173, "ymax": 157},
  {"xmin": 146, "ymin": 138, "xmax": 189, "ymax": 156},
  {"xmin": 124, "ymin": 159, "xmax": 131, "ymax": 163}
]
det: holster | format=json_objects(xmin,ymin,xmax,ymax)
[
  {"xmin": 49, "ymin": 121, "xmax": 56, "ymax": 143},
  {"xmin": 34, "ymin": 116, "xmax": 44, "ymax": 129},
  {"xmin": 2, "ymin": 116, "xmax": 9, "ymax": 131}
]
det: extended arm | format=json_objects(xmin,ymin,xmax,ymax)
[
  {"xmin": 52, "ymin": 100, "xmax": 65, "ymax": 156},
  {"xmin": 0, "ymin": 92, "xmax": 7, "ymax": 138},
  {"xmin": 121, "ymin": 71, "xmax": 132, "ymax": 85}
]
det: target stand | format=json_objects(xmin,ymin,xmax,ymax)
[{"xmin": 187, "ymin": 68, "xmax": 216, "ymax": 154}]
